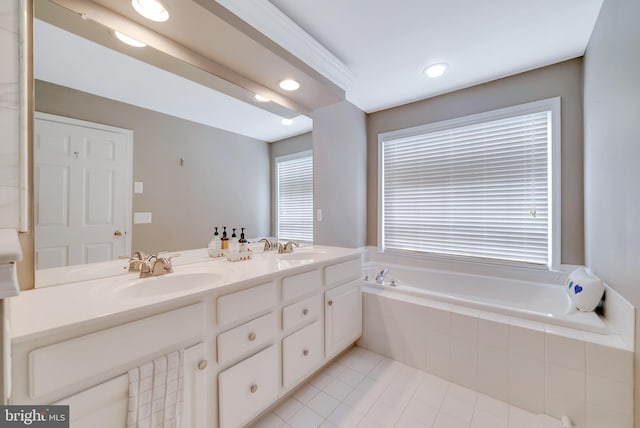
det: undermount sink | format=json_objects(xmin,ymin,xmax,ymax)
[
  {"xmin": 116, "ymin": 272, "xmax": 221, "ymax": 298},
  {"xmin": 277, "ymin": 250, "xmax": 327, "ymax": 261}
]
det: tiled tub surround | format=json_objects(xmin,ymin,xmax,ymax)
[
  {"xmin": 362, "ymin": 263, "xmax": 609, "ymax": 334},
  {"xmin": 358, "ymin": 286, "xmax": 634, "ymax": 428}
]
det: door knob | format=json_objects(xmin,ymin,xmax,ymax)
[{"xmin": 114, "ymin": 230, "xmax": 123, "ymax": 237}]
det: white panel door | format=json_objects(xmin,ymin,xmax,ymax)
[{"xmin": 34, "ymin": 114, "xmax": 132, "ymax": 269}]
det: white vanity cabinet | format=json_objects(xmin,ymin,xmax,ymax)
[
  {"xmin": 324, "ymin": 259, "xmax": 363, "ymax": 358},
  {"xmin": 282, "ymin": 320, "xmax": 323, "ymax": 389},
  {"xmin": 325, "ymin": 280, "xmax": 362, "ymax": 358},
  {"xmin": 216, "ymin": 283, "xmax": 279, "ymax": 428},
  {"xmin": 11, "ymin": 247, "xmax": 363, "ymax": 428},
  {"xmin": 56, "ymin": 342, "xmax": 207, "ymax": 428},
  {"xmin": 280, "ymin": 268, "xmax": 324, "ymax": 390},
  {"xmin": 218, "ymin": 345, "xmax": 278, "ymax": 428},
  {"xmin": 12, "ymin": 303, "xmax": 207, "ymax": 426}
]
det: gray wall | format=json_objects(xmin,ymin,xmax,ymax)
[
  {"xmin": 366, "ymin": 58, "xmax": 585, "ymax": 264},
  {"xmin": 269, "ymin": 132, "xmax": 313, "ymax": 236},
  {"xmin": 313, "ymin": 101, "xmax": 367, "ymax": 247},
  {"xmin": 35, "ymin": 80, "xmax": 271, "ymax": 254},
  {"xmin": 583, "ymin": 0, "xmax": 640, "ymax": 423}
]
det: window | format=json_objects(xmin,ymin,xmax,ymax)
[
  {"xmin": 276, "ymin": 151, "xmax": 313, "ymax": 243},
  {"xmin": 379, "ymin": 98, "xmax": 560, "ymax": 268}
]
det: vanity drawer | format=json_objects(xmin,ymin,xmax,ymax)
[
  {"xmin": 282, "ymin": 321, "xmax": 323, "ymax": 389},
  {"xmin": 282, "ymin": 268, "xmax": 321, "ymax": 302},
  {"xmin": 217, "ymin": 282, "xmax": 276, "ymax": 326},
  {"xmin": 217, "ymin": 312, "xmax": 276, "ymax": 365},
  {"xmin": 28, "ymin": 304, "xmax": 203, "ymax": 400},
  {"xmin": 282, "ymin": 294, "xmax": 322, "ymax": 333},
  {"xmin": 325, "ymin": 258, "xmax": 361, "ymax": 288},
  {"xmin": 218, "ymin": 345, "xmax": 278, "ymax": 428}
]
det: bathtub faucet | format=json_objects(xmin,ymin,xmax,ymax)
[{"xmin": 375, "ymin": 268, "xmax": 389, "ymax": 284}]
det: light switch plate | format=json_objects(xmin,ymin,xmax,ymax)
[
  {"xmin": 134, "ymin": 182, "xmax": 143, "ymax": 193},
  {"xmin": 316, "ymin": 209, "xmax": 323, "ymax": 222},
  {"xmin": 133, "ymin": 212, "xmax": 152, "ymax": 224}
]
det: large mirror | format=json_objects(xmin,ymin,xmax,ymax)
[{"xmin": 32, "ymin": 0, "xmax": 313, "ymax": 286}]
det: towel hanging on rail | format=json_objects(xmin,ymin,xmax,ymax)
[{"xmin": 127, "ymin": 350, "xmax": 184, "ymax": 428}]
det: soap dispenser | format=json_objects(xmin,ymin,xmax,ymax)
[
  {"xmin": 208, "ymin": 227, "xmax": 222, "ymax": 257},
  {"xmin": 212, "ymin": 227, "xmax": 221, "ymax": 249},
  {"xmin": 230, "ymin": 228, "xmax": 239, "ymax": 253},
  {"xmin": 239, "ymin": 228, "xmax": 248, "ymax": 253},
  {"xmin": 221, "ymin": 226, "xmax": 229, "ymax": 249}
]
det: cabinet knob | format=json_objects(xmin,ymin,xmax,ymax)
[
  {"xmin": 328, "ymin": 300, "xmax": 333, "ymax": 306},
  {"xmin": 248, "ymin": 332, "xmax": 256, "ymax": 341},
  {"xmin": 198, "ymin": 360, "xmax": 208, "ymax": 370},
  {"xmin": 303, "ymin": 349, "xmax": 309, "ymax": 356},
  {"xmin": 250, "ymin": 384, "xmax": 258, "ymax": 394},
  {"xmin": 302, "ymin": 308, "xmax": 309, "ymax": 316}
]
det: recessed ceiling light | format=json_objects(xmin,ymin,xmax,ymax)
[
  {"xmin": 254, "ymin": 94, "xmax": 270, "ymax": 102},
  {"xmin": 279, "ymin": 79, "xmax": 300, "ymax": 91},
  {"xmin": 281, "ymin": 118, "xmax": 294, "ymax": 126},
  {"xmin": 423, "ymin": 63, "xmax": 448, "ymax": 78},
  {"xmin": 114, "ymin": 31, "xmax": 146, "ymax": 47},
  {"xmin": 131, "ymin": 0, "xmax": 169, "ymax": 22}
]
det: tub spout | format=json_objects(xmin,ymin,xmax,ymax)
[{"xmin": 375, "ymin": 268, "xmax": 389, "ymax": 284}]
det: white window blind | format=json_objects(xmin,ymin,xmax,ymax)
[
  {"xmin": 277, "ymin": 154, "xmax": 313, "ymax": 243},
  {"xmin": 381, "ymin": 106, "xmax": 557, "ymax": 266}
]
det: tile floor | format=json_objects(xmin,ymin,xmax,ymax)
[{"xmin": 250, "ymin": 346, "xmax": 565, "ymax": 428}]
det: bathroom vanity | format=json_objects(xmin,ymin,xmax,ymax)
[{"xmin": 9, "ymin": 245, "xmax": 362, "ymax": 428}]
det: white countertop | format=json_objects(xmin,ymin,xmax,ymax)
[{"xmin": 10, "ymin": 245, "xmax": 361, "ymax": 342}]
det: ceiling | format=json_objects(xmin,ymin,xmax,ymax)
[
  {"xmin": 267, "ymin": 0, "xmax": 604, "ymax": 112},
  {"xmin": 38, "ymin": 0, "xmax": 605, "ymax": 140}
]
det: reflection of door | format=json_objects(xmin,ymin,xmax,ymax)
[{"xmin": 34, "ymin": 113, "xmax": 132, "ymax": 269}]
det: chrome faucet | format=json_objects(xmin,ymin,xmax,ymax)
[
  {"xmin": 375, "ymin": 268, "xmax": 389, "ymax": 284},
  {"xmin": 277, "ymin": 241, "xmax": 299, "ymax": 254}
]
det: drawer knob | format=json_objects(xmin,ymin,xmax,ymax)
[
  {"xmin": 328, "ymin": 300, "xmax": 333, "ymax": 306},
  {"xmin": 248, "ymin": 332, "xmax": 257, "ymax": 341},
  {"xmin": 303, "ymin": 349, "xmax": 309, "ymax": 356},
  {"xmin": 198, "ymin": 360, "xmax": 208, "ymax": 370},
  {"xmin": 302, "ymin": 308, "xmax": 309, "ymax": 316},
  {"xmin": 250, "ymin": 384, "xmax": 258, "ymax": 394}
]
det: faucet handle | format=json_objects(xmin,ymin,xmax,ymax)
[
  {"xmin": 139, "ymin": 260, "xmax": 153, "ymax": 278},
  {"xmin": 258, "ymin": 238, "xmax": 272, "ymax": 251},
  {"xmin": 285, "ymin": 241, "xmax": 299, "ymax": 248},
  {"xmin": 120, "ymin": 252, "xmax": 149, "ymax": 272}
]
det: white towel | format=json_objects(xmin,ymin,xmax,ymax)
[{"xmin": 127, "ymin": 350, "xmax": 184, "ymax": 428}]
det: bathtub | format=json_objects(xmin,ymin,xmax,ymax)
[{"xmin": 362, "ymin": 262, "xmax": 609, "ymax": 334}]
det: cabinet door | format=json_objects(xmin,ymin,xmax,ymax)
[
  {"xmin": 55, "ymin": 342, "xmax": 207, "ymax": 428},
  {"xmin": 282, "ymin": 321, "xmax": 323, "ymax": 389},
  {"xmin": 218, "ymin": 345, "xmax": 278, "ymax": 428},
  {"xmin": 54, "ymin": 375, "xmax": 129, "ymax": 428},
  {"xmin": 325, "ymin": 280, "xmax": 362, "ymax": 358},
  {"xmin": 182, "ymin": 342, "xmax": 208, "ymax": 428}
]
